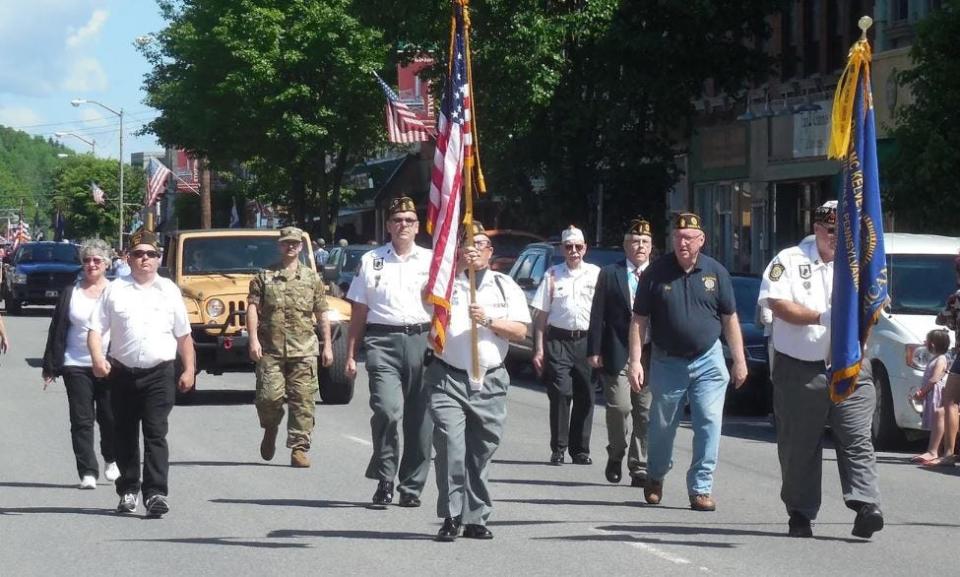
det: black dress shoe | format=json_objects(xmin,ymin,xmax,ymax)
[
  {"xmin": 435, "ymin": 516, "xmax": 462, "ymax": 542},
  {"xmin": 851, "ymin": 503, "xmax": 884, "ymax": 539},
  {"xmin": 788, "ymin": 511, "xmax": 813, "ymax": 538},
  {"xmin": 549, "ymin": 450, "xmax": 564, "ymax": 465},
  {"xmin": 571, "ymin": 453, "xmax": 592, "ymax": 465},
  {"xmin": 399, "ymin": 494, "xmax": 421, "ymax": 508},
  {"xmin": 371, "ymin": 480, "xmax": 394, "ymax": 508},
  {"xmin": 604, "ymin": 459, "xmax": 622, "ymax": 483},
  {"xmin": 463, "ymin": 524, "xmax": 494, "ymax": 539},
  {"xmin": 629, "ymin": 472, "xmax": 646, "ymax": 488}
]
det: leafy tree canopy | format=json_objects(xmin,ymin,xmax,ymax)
[
  {"xmin": 886, "ymin": 0, "xmax": 960, "ymax": 234},
  {"xmin": 0, "ymin": 125, "xmax": 70, "ymax": 227},
  {"xmin": 50, "ymin": 155, "xmax": 145, "ymax": 244}
]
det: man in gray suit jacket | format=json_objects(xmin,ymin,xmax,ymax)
[{"xmin": 588, "ymin": 217, "xmax": 654, "ymax": 486}]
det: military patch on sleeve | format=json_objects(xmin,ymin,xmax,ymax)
[
  {"xmin": 769, "ymin": 263, "xmax": 785, "ymax": 281},
  {"xmin": 373, "ymin": 257, "xmax": 384, "ymax": 271}
]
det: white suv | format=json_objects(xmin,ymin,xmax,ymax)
[{"xmin": 867, "ymin": 233, "xmax": 960, "ymax": 449}]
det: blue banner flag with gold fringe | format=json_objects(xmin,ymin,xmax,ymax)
[{"xmin": 826, "ymin": 17, "xmax": 888, "ymax": 403}]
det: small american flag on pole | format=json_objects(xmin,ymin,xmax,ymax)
[
  {"xmin": 374, "ymin": 72, "xmax": 434, "ymax": 144},
  {"xmin": 90, "ymin": 181, "xmax": 106, "ymax": 205},
  {"xmin": 424, "ymin": 6, "xmax": 471, "ymax": 353},
  {"xmin": 145, "ymin": 157, "xmax": 172, "ymax": 208}
]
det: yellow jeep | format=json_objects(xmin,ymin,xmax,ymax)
[{"xmin": 161, "ymin": 228, "xmax": 355, "ymax": 404}]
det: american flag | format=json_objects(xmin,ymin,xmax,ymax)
[
  {"xmin": 375, "ymin": 72, "xmax": 434, "ymax": 143},
  {"xmin": 424, "ymin": 4, "xmax": 471, "ymax": 353},
  {"xmin": 145, "ymin": 157, "xmax": 172, "ymax": 208},
  {"xmin": 90, "ymin": 181, "xmax": 106, "ymax": 205}
]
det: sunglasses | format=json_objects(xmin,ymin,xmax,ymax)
[
  {"xmin": 130, "ymin": 249, "xmax": 160, "ymax": 259},
  {"xmin": 82, "ymin": 257, "xmax": 105, "ymax": 265},
  {"xmin": 390, "ymin": 217, "xmax": 418, "ymax": 226},
  {"xmin": 563, "ymin": 244, "xmax": 585, "ymax": 252}
]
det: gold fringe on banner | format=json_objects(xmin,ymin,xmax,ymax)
[{"xmin": 828, "ymin": 39, "xmax": 872, "ymax": 160}]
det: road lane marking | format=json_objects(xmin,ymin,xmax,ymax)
[
  {"xmin": 343, "ymin": 434, "xmax": 372, "ymax": 446},
  {"xmin": 590, "ymin": 527, "xmax": 712, "ymax": 573}
]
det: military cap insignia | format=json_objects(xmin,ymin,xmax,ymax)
[
  {"xmin": 627, "ymin": 217, "xmax": 652, "ymax": 237},
  {"xmin": 769, "ymin": 263, "xmax": 785, "ymax": 281},
  {"xmin": 673, "ymin": 212, "xmax": 703, "ymax": 231},
  {"xmin": 389, "ymin": 196, "xmax": 417, "ymax": 215},
  {"xmin": 799, "ymin": 264, "xmax": 811, "ymax": 279},
  {"xmin": 373, "ymin": 257, "xmax": 384, "ymax": 271},
  {"xmin": 130, "ymin": 229, "xmax": 158, "ymax": 249}
]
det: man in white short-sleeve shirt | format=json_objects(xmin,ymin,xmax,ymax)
[{"xmin": 88, "ymin": 230, "xmax": 195, "ymax": 518}]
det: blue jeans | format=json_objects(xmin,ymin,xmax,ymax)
[{"xmin": 647, "ymin": 340, "xmax": 729, "ymax": 495}]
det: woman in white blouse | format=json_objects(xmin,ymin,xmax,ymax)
[{"xmin": 42, "ymin": 239, "xmax": 118, "ymax": 489}]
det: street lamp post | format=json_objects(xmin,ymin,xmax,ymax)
[
  {"xmin": 53, "ymin": 132, "xmax": 96, "ymax": 155},
  {"xmin": 71, "ymin": 99, "xmax": 124, "ymax": 250}
]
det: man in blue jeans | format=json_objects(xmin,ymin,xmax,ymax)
[{"xmin": 627, "ymin": 212, "xmax": 747, "ymax": 511}]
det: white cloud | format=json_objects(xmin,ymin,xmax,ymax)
[
  {"xmin": 62, "ymin": 57, "xmax": 109, "ymax": 92},
  {"xmin": 0, "ymin": 2, "xmax": 110, "ymax": 97},
  {"xmin": 66, "ymin": 9, "xmax": 109, "ymax": 48},
  {"xmin": 0, "ymin": 106, "xmax": 44, "ymax": 128}
]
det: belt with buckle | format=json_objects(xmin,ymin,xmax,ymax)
[
  {"xmin": 366, "ymin": 322, "xmax": 431, "ymax": 336},
  {"xmin": 547, "ymin": 326, "xmax": 588, "ymax": 340}
]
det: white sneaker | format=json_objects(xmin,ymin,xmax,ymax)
[
  {"xmin": 104, "ymin": 462, "xmax": 120, "ymax": 482},
  {"xmin": 79, "ymin": 475, "xmax": 97, "ymax": 490}
]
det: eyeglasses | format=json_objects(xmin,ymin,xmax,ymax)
[
  {"xmin": 82, "ymin": 257, "xmax": 105, "ymax": 265},
  {"xmin": 130, "ymin": 249, "xmax": 160, "ymax": 259},
  {"xmin": 390, "ymin": 217, "xmax": 418, "ymax": 226},
  {"xmin": 563, "ymin": 244, "xmax": 585, "ymax": 252}
]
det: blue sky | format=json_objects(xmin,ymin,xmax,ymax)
[{"xmin": 0, "ymin": 1, "xmax": 166, "ymax": 159}]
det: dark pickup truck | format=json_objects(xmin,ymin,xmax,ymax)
[{"xmin": 1, "ymin": 242, "xmax": 81, "ymax": 314}]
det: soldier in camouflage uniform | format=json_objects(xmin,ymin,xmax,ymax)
[{"xmin": 247, "ymin": 226, "xmax": 333, "ymax": 468}]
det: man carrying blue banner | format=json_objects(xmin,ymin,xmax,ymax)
[{"xmin": 757, "ymin": 17, "xmax": 886, "ymax": 540}]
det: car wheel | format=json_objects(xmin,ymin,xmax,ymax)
[
  {"xmin": 871, "ymin": 363, "xmax": 906, "ymax": 450},
  {"xmin": 318, "ymin": 327, "xmax": 354, "ymax": 404}
]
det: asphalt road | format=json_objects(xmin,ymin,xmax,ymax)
[{"xmin": 1, "ymin": 307, "xmax": 958, "ymax": 577}]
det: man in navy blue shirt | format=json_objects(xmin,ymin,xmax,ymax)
[{"xmin": 627, "ymin": 212, "xmax": 746, "ymax": 511}]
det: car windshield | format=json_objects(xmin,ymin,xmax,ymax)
[
  {"xmin": 732, "ymin": 276, "xmax": 761, "ymax": 322},
  {"xmin": 182, "ymin": 236, "xmax": 311, "ymax": 274},
  {"xmin": 17, "ymin": 244, "xmax": 79, "ymax": 264},
  {"xmin": 888, "ymin": 254, "xmax": 957, "ymax": 315}
]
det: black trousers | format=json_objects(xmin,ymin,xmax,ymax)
[
  {"xmin": 62, "ymin": 366, "xmax": 115, "ymax": 479},
  {"xmin": 544, "ymin": 335, "xmax": 594, "ymax": 455},
  {"xmin": 109, "ymin": 360, "xmax": 175, "ymax": 499}
]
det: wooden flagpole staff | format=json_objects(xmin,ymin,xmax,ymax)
[{"xmin": 460, "ymin": 0, "xmax": 481, "ymax": 384}]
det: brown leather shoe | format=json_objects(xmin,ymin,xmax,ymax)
[
  {"xmin": 291, "ymin": 449, "xmax": 310, "ymax": 468},
  {"xmin": 260, "ymin": 426, "xmax": 278, "ymax": 461},
  {"xmin": 643, "ymin": 480, "xmax": 663, "ymax": 505},
  {"xmin": 689, "ymin": 494, "xmax": 716, "ymax": 511}
]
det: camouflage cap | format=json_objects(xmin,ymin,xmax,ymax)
[
  {"xmin": 129, "ymin": 229, "xmax": 158, "ymax": 249},
  {"xmin": 673, "ymin": 212, "xmax": 703, "ymax": 231},
  {"xmin": 389, "ymin": 196, "xmax": 417, "ymax": 215},
  {"xmin": 627, "ymin": 217, "xmax": 652, "ymax": 237},
  {"xmin": 278, "ymin": 226, "xmax": 303, "ymax": 243}
]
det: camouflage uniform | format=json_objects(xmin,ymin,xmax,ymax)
[{"xmin": 248, "ymin": 262, "xmax": 328, "ymax": 451}]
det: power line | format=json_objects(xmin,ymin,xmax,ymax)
[{"xmin": 5, "ymin": 108, "xmax": 157, "ymax": 131}]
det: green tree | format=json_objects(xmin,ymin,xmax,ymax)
[
  {"xmin": 0, "ymin": 125, "xmax": 70, "ymax": 228},
  {"xmin": 141, "ymin": 0, "xmax": 389, "ymax": 237},
  {"xmin": 886, "ymin": 0, "xmax": 960, "ymax": 234},
  {"xmin": 50, "ymin": 155, "xmax": 145, "ymax": 243},
  {"xmin": 359, "ymin": 0, "xmax": 783, "ymax": 242}
]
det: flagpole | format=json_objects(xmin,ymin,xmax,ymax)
[
  {"xmin": 462, "ymin": 5, "xmax": 486, "ymax": 197},
  {"xmin": 459, "ymin": 0, "xmax": 481, "ymax": 383}
]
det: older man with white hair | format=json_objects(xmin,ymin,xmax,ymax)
[{"xmin": 532, "ymin": 225, "xmax": 601, "ymax": 465}]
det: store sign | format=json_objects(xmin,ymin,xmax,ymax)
[{"xmin": 793, "ymin": 101, "xmax": 832, "ymax": 158}]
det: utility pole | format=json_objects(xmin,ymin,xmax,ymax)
[{"xmin": 200, "ymin": 160, "xmax": 212, "ymax": 229}]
